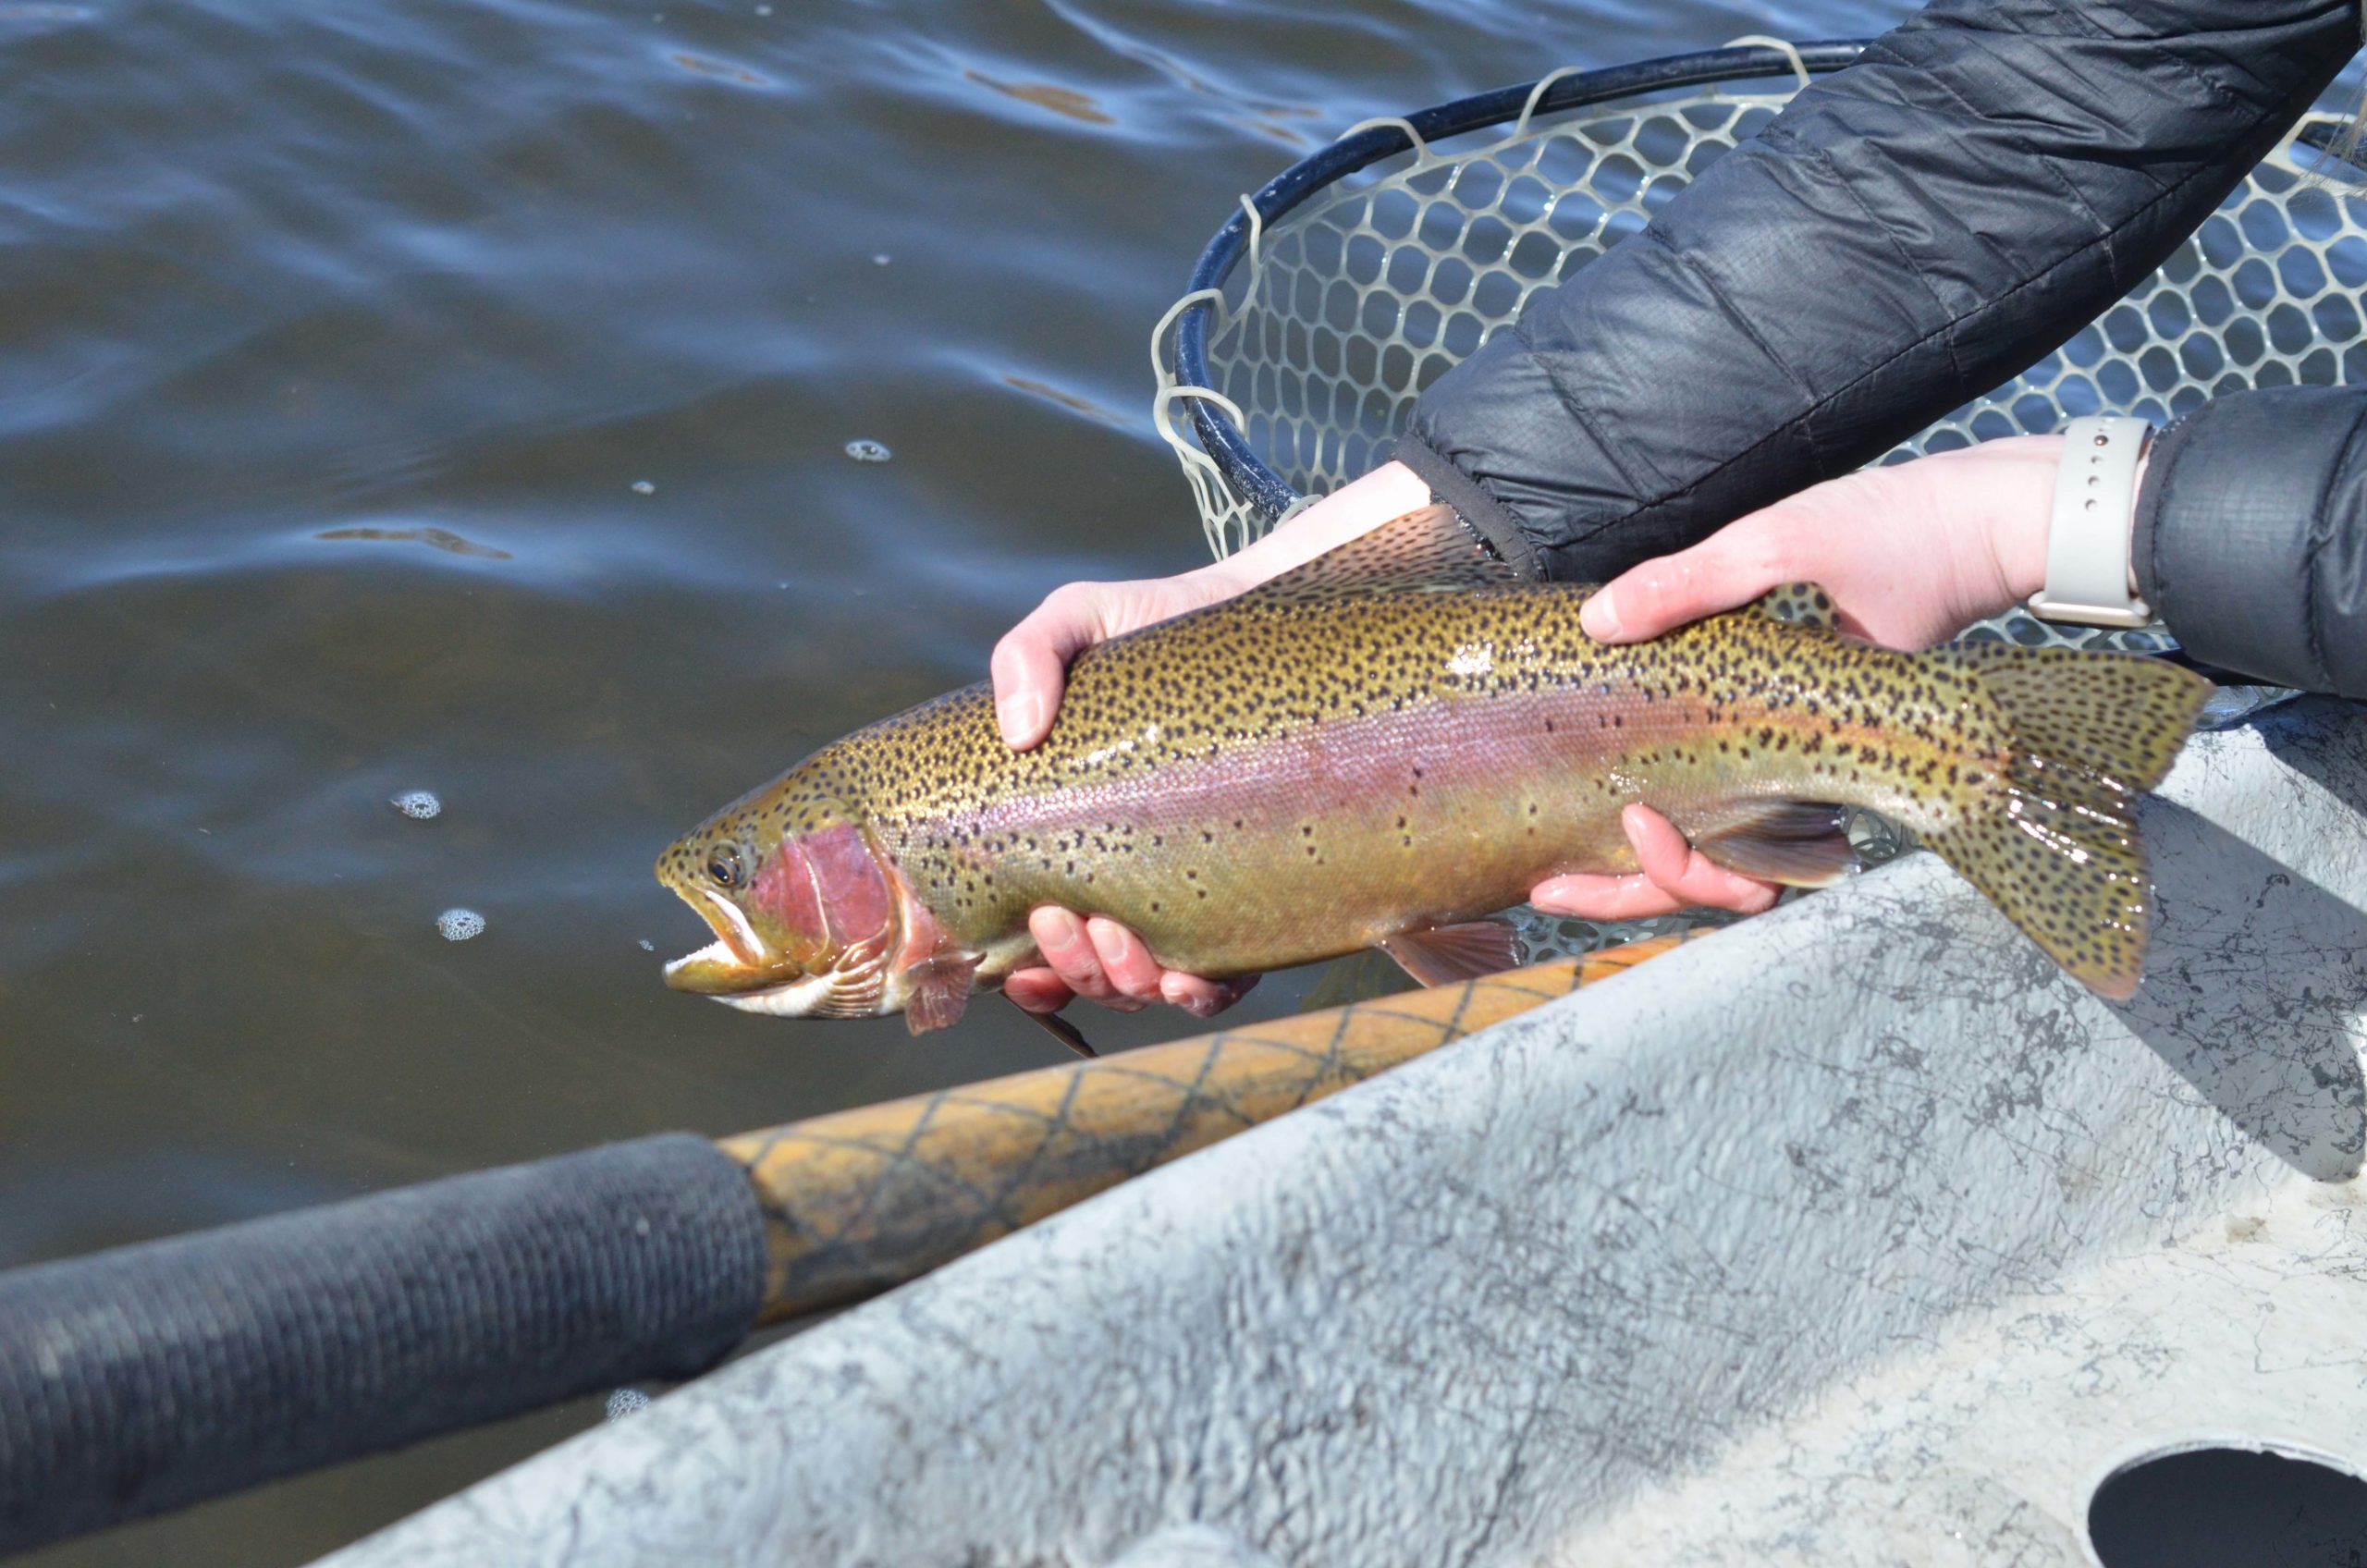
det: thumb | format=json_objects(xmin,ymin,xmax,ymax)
[
  {"xmin": 1578, "ymin": 527, "xmax": 1784, "ymax": 644},
  {"xmin": 991, "ymin": 595, "xmax": 1098, "ymax": 749}
]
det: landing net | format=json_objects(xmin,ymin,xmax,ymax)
[{"xmin": 1150, "ymin": 40, "xmax": 2364, "ymax": 961}]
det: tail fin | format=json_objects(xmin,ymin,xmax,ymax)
[{"xmin": 1923, "ymin": 644, "xmax": 2212, "ymax": 1000}]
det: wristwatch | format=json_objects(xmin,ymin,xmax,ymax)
[{"xmin": 2027, "ymin": 415, "xmax": 2154, "ymax": 629}]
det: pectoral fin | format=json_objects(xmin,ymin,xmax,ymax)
[
  {"xmin": 1377, "ymin": 919, "xmax": 1524, "ymax": 987},
  {"xmin": 903, "ymin": 952, "xmax": 980, "ymax": 1035},
  {"xmin": 1692, "ymin": 802, "xmax": 1859, "ymax": 888}
]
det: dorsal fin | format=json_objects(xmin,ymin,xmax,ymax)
[
  {"xmin": 1242, "ymin": 504, "xmax": 1518, "ymax": 606},
  {"xmin": 1755, "ymin": 582, "xmax": 1842, "ymax": 630}
]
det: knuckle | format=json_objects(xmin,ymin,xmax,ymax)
[
  {"xmin": 1630, "ymin": 564, "xmax": 1680, "ymax": 612},
  {"xmin": 1044, "ymin": 581, "xmax": 1104, "ymax": 617}
]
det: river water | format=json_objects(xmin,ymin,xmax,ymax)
[{"xmin": 5, "ymin": 1, "xmax": 2336, "ymax": 1562}]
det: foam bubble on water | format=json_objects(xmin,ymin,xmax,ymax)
[
  {"xmin": 631, "ymin": 479, "xmax": 656, "ymax": 496},
  {"xmin": 843, "ymin": 439, "xmax": 892, "ymax": 463},
  {"xmin": 638, "ymin": 937, "xmax": 656, "ymax": 951},
  {"xmin": 390, "ymin": 790, "xmax": 442, "ymax": 821},
  {"xmin": 870, "ymin": 251, "xmax": 889, "ymax": 265},
  {"xmin": 605, "ymin": 1388, "xmax": 651, "ymax": 1422},
  {"xmin": 436, "ymin": 908, "xmax": 486, "ymax": 941}
]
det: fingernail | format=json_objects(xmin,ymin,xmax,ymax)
[
  {"xmin": 1039, "ymin": 908, "xmax": 1081, "ymax": 951},
  {"xmin": 1580, "ymin": 590, "xmax": 1622, "ymax": 641},
  {"xmin": 997, "ymin": 692, "xmax": 1044, "ymax": 744}
]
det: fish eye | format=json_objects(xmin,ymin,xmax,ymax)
[{"xmin": 706, "ymin": 843, "xmax": 744, "ymax": 889}]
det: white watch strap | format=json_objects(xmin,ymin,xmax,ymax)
[{"xmin": 2028, "ymin": 415, "xmax": 2153, "ymax": 629}]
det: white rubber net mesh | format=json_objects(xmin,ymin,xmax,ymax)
[{"xmin": 1152, "ymin": 67, "xmax": 2357, "ymax": 964}]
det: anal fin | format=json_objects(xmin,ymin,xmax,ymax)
[
  {"xmin": 1693, "ymin": 802, "xmax": 1859, "ymax": 888},
  {"xmin": 903, "ymin": 952, "xmax": 980, "ymax": 1035},
  {"xmin": 1377, "ymin": 919, "xmax": 1524, "ymax": 987}
]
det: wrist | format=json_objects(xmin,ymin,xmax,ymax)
[
  {"xmin": 1982, "ymin": 435, "xmax": 2065, "ymax": 606},
  {"xmin": 1212, "ymin": 459, "xmax": 1431, "ymax": 593}
]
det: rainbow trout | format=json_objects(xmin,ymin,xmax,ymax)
[{"xmin": 659, "ymin": 506, "xmax": 2209, "ymax": 1030}]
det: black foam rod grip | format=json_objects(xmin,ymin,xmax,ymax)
[{"xmin": 0, "ymin": 1132, "xmax": 767, "ymax": 1554}]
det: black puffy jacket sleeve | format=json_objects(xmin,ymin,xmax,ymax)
[
  {"xmin": 1397, "ymin": 0, "xmax": 2354, "ymax": 582},
  {"xmin": 2135, "ymin": 386, "xmax": 2367, "ymax": 692}
]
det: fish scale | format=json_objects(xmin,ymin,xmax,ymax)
[{"xmin": 658, "ymin": 507, "xmax": 2211, "ymax": 1030}]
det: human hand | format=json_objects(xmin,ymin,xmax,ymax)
[
  {"xmin": 987, "ymin": 573, "xmax": 1236, "ymax": 751},
  {"xmin": 989, "ymin": 459, "xmax": 1436, "ymax": 749},
  {"xmin": 1002, "ymin": 908, "xmax": 1258, "ymax": 1020},
  {"xmin": 1534, "ymin": 434, "xmax": 2079, "ymax": 923},
  {"xmin": 1576, "ymin": 434, "xmax": 2066, "ymax": 651},
  {"xmin": 1529, "ymin": 802, "xmax": 1784, "ymax": 922},
  {"xmin": 992, "ymin": 459, "xmax": 1430, "ymax": 1015}
]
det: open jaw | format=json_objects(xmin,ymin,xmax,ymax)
[
  {"xmin": 661, "ymin": 884, "xmax": 899, "ymax": 1019},
  {"xmin": 663, "ymin": 888, "xmax": 806, "ymax": 1009}
]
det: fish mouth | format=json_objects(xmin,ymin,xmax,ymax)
[
  {"xmin": 663, "ymin": 888, "xmax": 801, "ymax": 996},
  {"xmin": 656, "ymin": 866, "xmax": 898, "ymax": 1021},
  {"xmin": 662, "ymin": 923, "xmax": 881, "ymax": 1018}
]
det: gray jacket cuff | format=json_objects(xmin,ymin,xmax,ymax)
[
  {"xmin": 1394, "ymin": 432, "xmax": 1545, "ymax": 580},
  {"xmin": 2134, "ymin": 386, "xmax": 2367, "ymax": 696}
]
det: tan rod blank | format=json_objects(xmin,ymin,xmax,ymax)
[{"xmin": 719, "ymin": 937, "xmax": 1688, "ymax": 1323}]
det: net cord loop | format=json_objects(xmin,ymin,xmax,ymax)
[
  {"xmin": 1720, "ymin": 34, "xmax": 1813, "ymax": 94},
  {"xmin": 1147, "ymin": 287, "xmax": 1230, "ymax": 383},
  {"xmin": 1333, "ymin": 114, "xmax": 1436, "ymax": 167},
  {"xmin": 1510, "ymin": 67, "xmax": 1590, "ymax": 141},
  {"xmin": 1237, "ymin": 194, "xmax": 1267, "ymax": 292}
]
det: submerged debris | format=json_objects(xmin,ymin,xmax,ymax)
[{"xmin": 317, "ymin": 525, "xmax": 510, "ymax": 560}]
